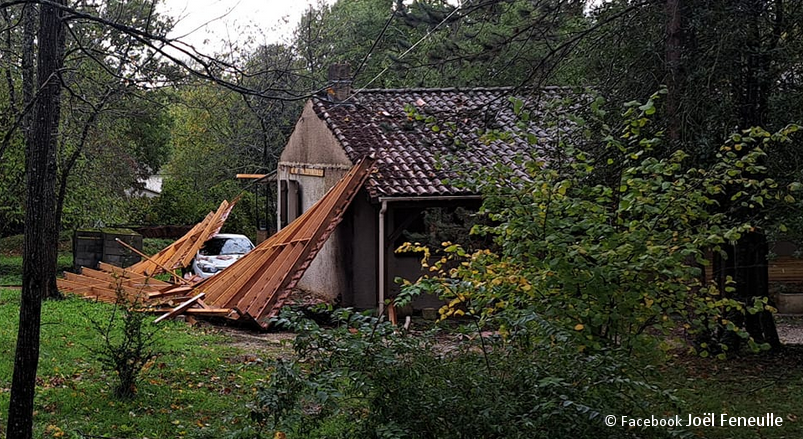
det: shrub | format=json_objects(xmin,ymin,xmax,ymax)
[
  {"xmin": 399, "ymin": 90, "xmax": 801, "ymax": 357},
  {"xmin": 245, "ymin": 307, "xmax": 679, "ymax": 439},
  {"xmin": 86, "ymin": 279, "xmax": 162, "ymax": 399}
]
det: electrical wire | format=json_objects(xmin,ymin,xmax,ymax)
[
  {"xmin": 348, "ymin": 4, "xmax": 462, "ymax": 98},
  {"xmin": 352, "ymin": 7, "xmax": 397, "ymax": 83}
]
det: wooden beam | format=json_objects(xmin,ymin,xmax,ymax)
[
  {"xmin": 154, "ymin": 292, "xmax": 205, "ymax": 323},
  {"xmin": 115, "ymin": 238, "xmax": 190, "ymax": 285},
  {"xmin": 236, "ymin": 173, "xmax": 267, "ymax": 179},
  {"xmin": 147, "ymin": 285, "xmax": 194, "ymax": 299},
  {"xmin": 184, "ymin": 308, "xmax": 232, "ymax": 317}
]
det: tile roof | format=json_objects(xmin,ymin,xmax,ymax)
[{"xmin": 311, "ymin": 86, "xmax": 576, "ymax": 199}]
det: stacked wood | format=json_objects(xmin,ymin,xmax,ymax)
[{"xmin": 56, "ymin": 263, "xmax": 183, "ymax": 304}]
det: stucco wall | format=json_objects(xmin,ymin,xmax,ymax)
[
  {"xmin": 279, "ymin": 101, "xmax": 352, "ymax": 167},
  {"xmin": 277, "ymin": 101, "xmax": 354, "ymax": 301}
]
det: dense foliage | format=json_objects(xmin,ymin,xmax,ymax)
[
  {"xmin": 400, "ymin": 91, "xmax": 800, "ymax": 356},
  {"xmin": 247, "ymin": 307, "xmax": 678, "ymax": 439}
]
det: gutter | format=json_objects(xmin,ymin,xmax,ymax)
[
  {"xmin": 378, "ymin": 200, "xmax": 388, "ymax": 316},
  {"xmin": 376, "ymin": 194, "xmax": 483, "ymax": 315}
]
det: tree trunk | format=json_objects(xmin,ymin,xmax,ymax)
[
  {"xmin": 730, "ymin": 0, "xmax": 780, "ymax": 351},
  {"xmin": 665, "ymin": 0, "xmax": 682, "ymax": 146},
  {"xmin": 733, "ymin": 232, "xmax": 780, "ymax": 349},
  {"xmin": 46, "ymin": 0, "xmax": 68, "ymax": 301},
  {"xmin": 6, "ymin": 1, "xmax": 66, "ymax": 437},
  {"xmin": 21, "ymin": 1, "xmax": 37, "ymax": 146}
]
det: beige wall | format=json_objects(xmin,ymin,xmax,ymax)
[
  {"xmin": 279, "ymin": 101, "xmax": 352, "ymax": 167},
  {"xmin": 277, "ymin": 101, "xmax": 354, "ymax": 301}
]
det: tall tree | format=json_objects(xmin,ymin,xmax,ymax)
[
  {"xmin": 293, "ymin": 0, "xmax": 588, "ymax": 89},
  {"xmin": 6, "ymin": 0, "xmax": 66, "ymax": 435},
  {"xmin": 580, "ymin": 0, "xmax": 803, "ymax": 350}
]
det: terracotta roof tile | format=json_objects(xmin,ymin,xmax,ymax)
[{"xmin": 312, "ymin": 87, "xmax": 577, "ymax": 199}]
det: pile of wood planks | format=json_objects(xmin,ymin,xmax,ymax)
[
  {"xmin": 57, "ymin": 158, "xmax": 375, "ymax": 329},
  {"xmin": 57, "ymin": 262, "xmax": 188, "ymax": 305}
]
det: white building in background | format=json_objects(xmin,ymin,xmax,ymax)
[{"xmin": 128, "ymin": 174, "xmax": 164, "ymax": 198}]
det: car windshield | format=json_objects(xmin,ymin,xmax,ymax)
[{"xmin": 199, "ymin": 237, "xmax": 253, "ymax": 256}]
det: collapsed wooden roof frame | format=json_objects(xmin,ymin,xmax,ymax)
[
  {"xmin": 127, "ymin": 197, "xmax": 239, "ymax": 277},
  {"xmin": 57, "ymin": 157, "xmax": 376, "ymax": 329},
  {"xmin": 191, "ymin": 156, "xmax": 375, "ymax": 327}
]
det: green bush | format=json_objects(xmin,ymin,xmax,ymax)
[
  {"xmin": 399, "ymin": 91, "xmax": 800, "ymax": 357},
  {"xmin": 85, "ymin": 280, "xmax": 163, "ymax": 399},
  {"xmin": 245, "ymin": 308, "xmax": 679, "ymax": 439}
]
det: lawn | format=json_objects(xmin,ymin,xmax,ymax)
[
  {"xmin": 661, "ymin": 346, "xmax": 803, "ymax": 439},
  {"xmin": 0, "ymin": 235, "xmax": 171, "ymax": 286},
  {"xmin": 0, "ymin": 254, "xmax": 73, "ymax": 286},
  {"xmin": 1, "ymin": 230, "xmax": 803, "ymax": 438},
  {"xmin": 0, "ymin": 288, "xmax": 290, "ymax": 438}
]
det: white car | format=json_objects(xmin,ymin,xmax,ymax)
[{"xmin": 191, "ymin": 233, "xmax": 255, "ymax": 279}]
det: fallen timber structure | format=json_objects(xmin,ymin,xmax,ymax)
[
  {"xmin": 57, "ymin": 158, "xmax": 375, "ymax": 329},
  {"xmin": 128, "ymin": 197, "xmax": 239, "ymax": 278}
]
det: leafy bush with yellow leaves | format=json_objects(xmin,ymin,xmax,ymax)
[{"xmin": 398, "ymin": 90, "xmax": 800, "ymax": 357}]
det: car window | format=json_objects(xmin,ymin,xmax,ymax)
[{"xmin": 199, "ymin": 237, "xmax": 253, "ymax": 256}]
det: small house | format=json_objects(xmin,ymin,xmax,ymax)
[{"xmin": 276, "ymin": 65, "xmax": 570, "ymax": 313}]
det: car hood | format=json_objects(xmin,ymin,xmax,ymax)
[{"xmin": 196, "ymin": 254, "xmax": 245, "ymax": 269}]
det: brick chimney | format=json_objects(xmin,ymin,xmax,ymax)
[{"xmin": 327, "ymin": 63, "xmax": 352, "ymax": 102}]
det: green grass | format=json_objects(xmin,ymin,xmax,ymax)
[
  {"xmin": 0, "ymin": 289, "xmax": 290, "ymax": 438},
  {"xmin": 0, "ymin": 254, "xmax": 72, "ymax": 286},
  {"xmin": 657, "ymin": 348, "xmax": 803, "ymax": 439},
  {"xmin": 1, "ymin": 234, "xmax": 73, "ymax": 286},
  {"xmin": 0, "ymin": 235, "xmax": 175, "ymax": 286},
  {"xmin": 0, "ymin": 284, "xmax": 801, "ymax": 438}
]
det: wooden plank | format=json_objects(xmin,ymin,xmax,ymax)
[
  {"xmin": 148, "ymin": 285, "xmax": 195, "ymax": 299},
  {"xmin": 127, "ymin": 209, "xmax": 215, "ymax": 275},
  {"xmin": 198, "ymin": 244, "xmax": 284, "ymax": 308},
  {"xmin": 184, "ymin": 308, "xmax": 233, "ymax": 316},
  {"xmin": 154, "ymin": 292, "xmax": 205, "ymax": 323},
  {"xmin": 114, "ymin": 238, "xmax": 189, "ymax": 285},
  {"xmin": 249, "ymin": 159, "xmax": 371, "ymax": 321},
  {"xmin": 140, "ymin": 307, "xmax": 234, "ymax": 317},
  {"xmin": 56, "ymin": 278, "xmax": 98, "ymax": 294}
]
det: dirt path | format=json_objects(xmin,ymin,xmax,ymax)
[
  {"xmin": 777, "ymin": 316, "xmax": 803, "ymax": 345},
  {"xmin": 215, "ymin": 325, "xmax": 296, "ymax": 357}
]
